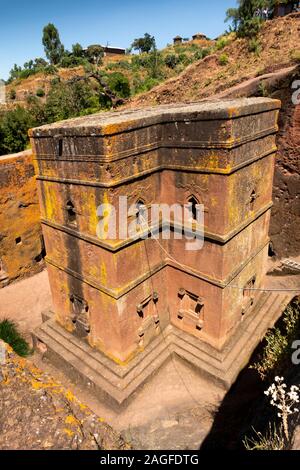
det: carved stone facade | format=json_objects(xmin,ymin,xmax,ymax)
[{"xmin": 30, "ymin": 98, "xmax": 290, "ymax": 407}]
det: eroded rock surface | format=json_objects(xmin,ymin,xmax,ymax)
[{"xmin": 0, "ymin": 341, "xmax": 130, "ymax": 450}]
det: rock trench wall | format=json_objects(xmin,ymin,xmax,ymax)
[{"xmin": 0, "ymin": 149, "xmax": 44, "ymax": 287}]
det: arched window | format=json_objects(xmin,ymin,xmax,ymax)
[
  {"xmin": 66, "ymin": 200, "xmax": 77, "ymax": 226},
  {"xmin": 188, "ymin": 196, "xmax": 198, "ymax": 221},
  {"xmin": 250, "ymin": 190, "xmax": 257, "ymax": 211},
  {"xmin": 135, "ymin": 199, "xmax": 146, "ymax": 226}
]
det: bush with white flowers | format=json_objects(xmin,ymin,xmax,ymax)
[{"xmin": 264, "ymin": 376, "xmax": 299, "ymax": 440}]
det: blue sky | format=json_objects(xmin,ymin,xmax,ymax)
[{"xmin": 0, "ymin": 0, "xmax": 234, "ymax": 80}]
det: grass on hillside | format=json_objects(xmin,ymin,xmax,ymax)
[{"xmin": 0, "ymin": 319, "xmax": 32, "ymax": 357}]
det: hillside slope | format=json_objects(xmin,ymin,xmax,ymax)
[
  {"xmin": 122, "ymin": 13, "xmax": 300, "ymax": 260},
  {"xmin": 3, "ymin": 38, "xmax": 213, "ymax": 109},
  {"xmin": 5, "ymin": 14, "xmax": 299, "ymax": 112},
  {"xmin": 124, "ymin": 13, "xmax": 300, "ymax": 108}
]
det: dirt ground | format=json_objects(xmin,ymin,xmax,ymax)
[{"xmin": 0, "ymin": 270, "xmax": 52, "ymax": 344}]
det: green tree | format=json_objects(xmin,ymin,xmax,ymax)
[
  {"xmin": 86, "ymin": 45, "xmax": 104, "ymax": 66},
  {"xmin": 146, "ymin": 49, "xmax": 164, "ymax": 79},
  {"xmin": 23, "ymin": 60, "xmax": 34, "ymax": 70},
  {"xmin": 42, "ymin": 23, "xmax": 64, "ymax": 64},
  {"xmin": 225, "ymin": 0, "xmax": 270, "ymax": 37},
  {"xmin": 7, "ymin": 58, "xmax": 49, "ymax": 83},
  {"xmin": 0, "ymin": 107, "xmax": 34, "ymax": 154},
  {"xmin": 131, "ymin": 33, "xmax": 156, "ymax": 54},
  {"xmin": 8, "ymin": 64, "xmax": 22, "ymax": 82},
  {"xmin": 72, "ymin": 43, "xmax": 84, "ymax": 57},
  {"xmin": 34, "ymin": 57, "xmax": 48, "ymax": 68},
  {"xmin": 44, "ymin": 80, "xmax": 98, "ymax": 122}
]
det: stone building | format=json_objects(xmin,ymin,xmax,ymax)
[{"xmin": 30, "ymin": 98, "xmax": 292, "ymax": 407}]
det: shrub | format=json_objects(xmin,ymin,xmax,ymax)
[
  {"xmin": 7, "ymin": 64, "xmax": 22, "ymax": 83},
  {"xmin": 132, "ymin": 76, "xmax": 160, "ymax": 94},
  {"xmin": 115, "ymin": 60, "xmax": 131, "ymax": 70},
  {"xmin": 258, "ymin": 81, "xmax": 269, "ymax": 97},
  {"xmin": 193, "ymin": 50, "xmax": 204, "ymax": 61},
  {"xmin": 202, "ymin": 48, "xmax": 211, "ymax": 58},
  {"xmin": 106, "ymin": 72, "xmax": 131, "ymax": 98},
  {"xmin": 27, "ymin": 98, "xmax": 47, "ymax": 126},
  {"xmin": 164, "ymin": 53, "xmax": 180, "ymax": 69},
  {"xmin": 173, "ymin": 45, "xmax": 185, "ymax": 54},
  {"xmin": 215, "ymin": 37, "xmax": 229, "ymax": 50},
  {"xmin": 142, "ymin": 77, "xmax": 160, "ymax": 91},
  {"xmin": 18, "ymin": 69, "xmax": 36, "ymax": 80},
  {"xmin": 0, "ymin": 319, "xmax": 32, "ymax": 357},
  {"xmin": 59, "ymin": 54, "xmax": 88, "ymax": 68},
  {"xmin": 248, "ymin": 38, "xmax": 261, "ymax": 55},
  {"xmin": 191, "ymin": 43, "xmax": 203, "ymax": 52},
  {"xmin": 178, "ymin": 52, "xmax": 192, "ymax": 65},
  {"xmin": 43, "ymin": 65, "xmax": 58, "ymax": 75},
  {"xmin": 9, "ymin": 89, "xmax": 16, "ymax": 100},
  {"xmin": 146, "ymin": 50, "xmax": 164, "ymax": 79},
  {"xmin": 50, "ymin": 76, "xmax": 60, "ymax": 86},
  {"xmin": 105, "ymin": 60, "xmax": 131, "ymax": 71},
  {"xmin": 219, "ymin": 53, "xmax": 229, "ymax": 66},
  {"xmin": 44, "ymin": 80, "xmax": 99, "ymax": 122},
  {"xmin": 105, "ymin": 62, "xmax": 117, "ymax": 70},
  {"xmin": 7, "ymin": 57, "xmax": 54, "ymax": 83},
  {"xmin": 36, "ymin": 88, "xmax": 45, "ymax": 97},
  {"xmin": 290, "ymin": 50, "xmax": 300, "ymax": 63},
  {"xmin": 131, "ymin": 54, "xmax": 148, "ymax": 69}
]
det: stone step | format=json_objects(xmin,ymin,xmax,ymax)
[
  {"xmin": 39, "ymin": 322, "xmax": 126, "ymax": 386},
  {"xmin": 171, "ymin": 290, "xmax": 273, "ymax": 369},
  {"xmin": 223, "ymin": 293, "xmax": 286, "ymax": 362},
  {"xmin": 36, "ymin": 327, "xmax": 124, "ymax": 405},
  {"xmin": 35, "ymin": 319, "xmax": 172, "ymax": 407},
  {"xmin": 171, "ymin": 292, "xmax": 293, "ymax": 387},
  {"xmin": 45, "ymin": 316, "xmax": 170, "ymax": 380},
  {"xmin": 223, "ymin": 293, "xmax": 293, "ymax": 384},
  {"xmin": 46, "ymin": 319, "xmax": 174, "ymax": 389},
  {"xmin": 34, "ymin": 292, "xmax": 294, "ymax": 406}
]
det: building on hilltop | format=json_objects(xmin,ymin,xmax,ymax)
[
  {"xmin": 173, "ymin": 35, "xmax": 183, "ymax": 45},
  {"xmin": 83, "ymin": 44, "xmax": 126, "ymax": 57},
  {"xmin": 192, "ymin": 32, "xmax": 207, "ymax": 41}
]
